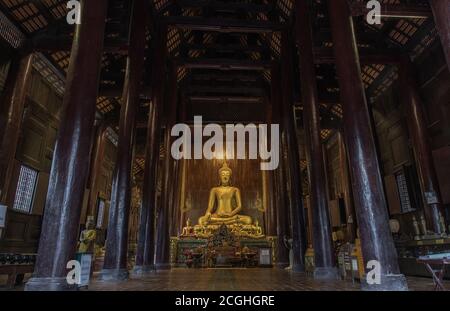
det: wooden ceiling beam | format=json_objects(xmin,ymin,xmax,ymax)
[
  {"xmin": 163, "ymin": 16, "xmax": 284, "ymax": 33},
  {"xmin": 350, "ymin": 2, "xmax": 432, "ymax": 19},
  {"xmin": 181, "ymin": 43, "xmax": 270, "ymax": 54},
  {"xmin": 188, "ymin": 96, "xmax": 263, "ymax": 104},
  {"xmin": 176, "ymin": 58, "xmax": 273, "ymax": 70},
  {"xmin": 175, "ymin": 0, "xmax": 273, "ymax": 14},
  {"xmin": 313, "ymin": 47, "xmax": 401, "ymax": 64},
  {"xmin": 29, "ymin": 35, "xmax": 129, "ymax": 54},
  {"xmin": 190, "ymin": 70, "xmax": 261, "ymax": 79},
  {"xmin": 183, "ymin": 85, "xmax": 266, "ymax": 96}
]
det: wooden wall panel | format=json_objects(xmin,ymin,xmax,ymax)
[
  {"xmin": 433, "ymin": 146, "xmax": 450, "ymax": 204},
  {"xmin": 384, "ymin": 174, "xmax": 402, "ymax": 215},
  {"xmin": 17, "ymin": 115, "xmax": 46, "ymax": 169},
  {"xmin": 0, "ymin": 210, "xmax": 42, "ymax": 253},
  {"xmin": 32, "ymin": 172, "xmax": 49, "ymax": 216},
  {"xmin": 5, "ymin": 160, "xmax": 21, "ymax": 209},
  {"xmin": 329, "ymin": 199, "xmax": 341, "ymax": 227},
  {"xmin": 0, "ymin": 70, "xmax": 60, "ymax": 253}
]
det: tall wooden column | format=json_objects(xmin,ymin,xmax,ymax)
[
  {"xmin": 295, "ymin": 0, "xmax": 337, "ymax": 279},
  {"xmin": 328, "ymin": 0, "xmax": 407, "ymax": 290},
  {"xmin": 24, "ymin": 0, "xmax": 108, "ymax": 291},
  {"xmin": 0, "ymin": 53, "xmax": 33, "ymax": 204},
  {"xmin": 165, "ymin": 63, "xmax": 179, "ymax": 238},
  {"xmin": 86, "ymin": 120, "xmax": 108, "ymax": 217},
  {"xmin": 280, "ymin": 32, "xmax": 307, "ymax": 272},
  {"xmin": 134, "ymin": 25, "xmax": 168, "ymax": 273},
  {"xmin": 170, "ymin": 160, "xmax": 182, "ymax": 236},
  {"xmin": 338, "ymin": 132, "xmax": 356, "ymax": 242},
  {"xmin": 399, "ymin": 56, "xmax": 445, "ymax": 234},
  {"xmin": 155, "ymin": 68, "xmax": 175, "ymax": 268},
  {"xmin": 101, "ymin": 0, "xmax": 147, "ymax": 281},
  {"xmin": 270, "ymin": 65, "xmax": 290, "ymax": 267},
  {"xmin": 264, "ymin": 97, "xmax": 277, "ymax": 236},
  {"xmin": 430, "ymin": 0, "xmax": 450, "ymax": 71}
]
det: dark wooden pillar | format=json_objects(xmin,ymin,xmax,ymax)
[
  {"xmin": 338, "ymin": 132, "xmax": 357, "ymax": 242},
  {"xmin": 270, "ymin": 65, "xmax": 290, "ymax": 267},
  {"xmin": 156, "ymin": 76, "xmax": 176, "ymax": 267},
  {"xmin": 399, "ymin": 56, "xmax": 446, "ymax": 234},
  {"xmin": 430, "ymin": 0, "xmax": 450, "ymax": 71},
  {"xmin": 86, "ymin": 120, "xmax": 108, "ymax": 217},
  {"xmin": 0, "ymin": 53, "xmax": 33, "ymax": 204},
  {"xmin": 328, "ymin": 0, "xmax": 407, "ymax": 290},
  {"xmin": 134, "ymin": 25, "xmax": 168, "ymax": 273},
  {"xmin": 295, "ymin": 0, "xmax": 337, "ymax": 279},
  {"xmin": 101, "ymin": 0, "xmax": 147, "ymax": 281},
  {"xmin": 170, "ymin": 159, "xmax": 182, "ymax": 236},
  {"xmin": 264, "ymin": 97, "xmax": 277, "ymax": 236},
  {"xmin": 165, "ymin": 63, "xmax": 179, "ymax": 238},
  {"xmin": 266, "ymin": 176, "xmax": 277, "ymax": 237},
  {"xmin": 155, "ymin": 40, "xmax": 173, "ymax": 270},
  {"xmin": 24, "ymin": 0, "xmax": 108, "ymax": 291},
  {"xmin": 280, "ymin": 32, "xmax": 307, "ymax": 272}
]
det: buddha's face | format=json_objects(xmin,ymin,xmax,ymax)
[{"xmin": 219, "ymin": 170, "xmax": 231, "ymax": 185}]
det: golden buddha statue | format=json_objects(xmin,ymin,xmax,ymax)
[
  {"xmin": 181, "ymin": 218, "xmax": 195, "ymax": 237},
  {"xmin": 77, "ymin": 219, "xmax": 96, "ymax": 253},
  {"xmin": 198, "ymin": 162, "xmax": 253, "ymax": 226}
]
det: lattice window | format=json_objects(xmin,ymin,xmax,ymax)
[
  {"xmin": 0, "ymin": 9, "xmax": 26, "ymax": 48},
  {"xmin": 13, "ymin": 165, "xmax": 38, "ymax": 213}
]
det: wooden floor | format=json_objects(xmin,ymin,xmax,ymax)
[{"xmin": 87, "ymin": 268, "xmax": 447, "ymax": 291}]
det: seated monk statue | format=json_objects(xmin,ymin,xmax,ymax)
[{"xmin": 198, "ymin": 162, "xmax": 252, "ymax": 226}]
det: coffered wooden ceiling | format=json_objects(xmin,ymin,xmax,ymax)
[{"xmin": 0, "ymin": 0, "xmax": 441, "ymax": 174}]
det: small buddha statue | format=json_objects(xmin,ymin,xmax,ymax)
[
  {"xmin": 77, "ymin": 219, "xmax": 96, "ymax": 253},
  {"xmin": 181, "ymin": 218, "xmax": 195, "ymax": 237},
  {"xmin": 198, "ymin": 162, "xmax": 252, "ymax": 226}
]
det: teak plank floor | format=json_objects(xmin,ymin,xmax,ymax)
[{"xmin": 86, "ymin": 268, "xmax": 448, "ymax": 291}]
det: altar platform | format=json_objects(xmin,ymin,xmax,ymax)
[{"xmin": 171, "ymin": 224, "xmax": 276, "ymax": 268}]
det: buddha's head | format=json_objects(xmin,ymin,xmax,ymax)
[
  {"xmin": 219, "ymin": 162, "xmax": 232, "ymax": 186},
  {"xmin": 86, "ymin": 220, "xmax": 95, "ymax": 230}
]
